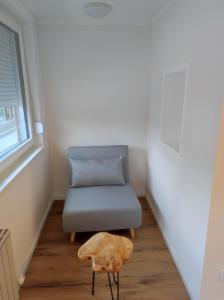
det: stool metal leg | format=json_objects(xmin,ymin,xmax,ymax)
[
  {"xmin": 92, "ymin": 271, "xmax": 95, "ymax": 296},
  {"xmin": 112, "ymin": 272, "xmax": 120, "ymax": 300},
  {"xmin": 117, "ymin": 272, "xmax": 120, "ymax": 300},
  {"xmin": 113, "ymin": 273, "xmax": 118, "ymax": 285},
  {"xmin": 91, "ymin": 271, "xmax": 120, "ymax": 300},
  {"xmin": 107, "ymin": 273, "xmax": 114, "ymax": 300}
]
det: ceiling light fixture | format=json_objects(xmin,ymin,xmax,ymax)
[{"xmin": 84, "ymin": 2, "xmax": 112, "ymax": 18}]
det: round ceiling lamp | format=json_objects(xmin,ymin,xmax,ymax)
[{"xmin": 84, "ymin": 2, "xmax": 112, "ymax": 18}]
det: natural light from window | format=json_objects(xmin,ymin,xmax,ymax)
[{"xmin": 0, "ymin": 22, "xmax": 29, "ymax": 159}]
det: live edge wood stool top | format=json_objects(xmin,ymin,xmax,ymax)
[
  {"xmin": 78, "ymin": 232, "xmax": 133, "ymax": 299},
  {"xmin": 78, "ymin": 232, "xmax": 133, "ymax": 273}
]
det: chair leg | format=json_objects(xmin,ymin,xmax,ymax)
[
  {"xmin": 130, "ymin": 228, "xmax": 135, "ymax": 239},
  {"xmin": 70, "ymin": 232, "xmax": 76, "ymax": 242}
]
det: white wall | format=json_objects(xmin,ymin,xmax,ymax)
[
  {"xmin": 0, "ymin": 149, "xmax": 52, "ymax": 277},
  {"xmin": 0, "ymin": 1, "xmax": 52, "ymax": 279},
  {"xmin": 146, "ymin": 0, "xmax": 224, "ymax": 299},
  {"xmin": 37, "ymin": 25, "xmax": 150, "ymax": 197}
]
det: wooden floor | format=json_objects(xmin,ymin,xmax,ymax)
[{"xmin": 20, "ymin": 198, "xmax": 189, "ymax": 300}]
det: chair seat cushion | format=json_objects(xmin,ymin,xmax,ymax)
[{"xmin": 63, "ymin": 185, "xmax": 142, "ymax": 232}]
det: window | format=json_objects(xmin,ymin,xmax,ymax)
[{"xmin": 0, "ymin": 21, "xmax": 30, "ymax": 159}]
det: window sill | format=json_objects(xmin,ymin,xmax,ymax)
[{"xmin": 0, "ymin": 145, "xmax": 44, "ymax": 193}]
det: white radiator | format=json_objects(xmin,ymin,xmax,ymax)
[{"xmin": 0, "ymin": 230, "xmax": 19, "ymax": 300}]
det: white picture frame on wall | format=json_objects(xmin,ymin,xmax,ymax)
[{"xmin": 160, "ymin": 64, "xmax": 188, "ymax": 154}]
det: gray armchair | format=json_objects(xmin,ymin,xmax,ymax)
[{"xmin": 63, "ymin": 145, "xmax": 142, "ymax": 242}]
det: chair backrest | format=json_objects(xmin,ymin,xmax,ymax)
[{"xmin": 68, "ymin": 145, "xmax": 129, "ymax": 183}]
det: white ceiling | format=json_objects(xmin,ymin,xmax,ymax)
[{"xmin": 21, "ymin": 0, "xmax": 172, "ymax": 26}]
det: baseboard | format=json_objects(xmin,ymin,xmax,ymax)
[
  {"xmin": 19, "ymin": 196, "xmax": 54, "ymax": 283},
  {"xmin": 136, "ymin": 192, "xmax": 146, "ymax": 198},
  {"xmin": 53, "ymin": 193, "xmax": 66, "ymax": 200},
  {"xmin": 145, "ymin": 191, "xmax": 193, "ymax": 300}
]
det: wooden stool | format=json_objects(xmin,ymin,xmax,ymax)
[{"xmin": 78, "ymin": 232, "xmax": 133, "ymax": 300}]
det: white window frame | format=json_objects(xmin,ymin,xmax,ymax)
[{"xmin": 0, "ymin": 10, "xmax": 34, "ymax": 168}]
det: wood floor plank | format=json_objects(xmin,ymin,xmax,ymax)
[{"xmin": 19, "ymin": 197, "xmax": 189, "ymax": 300}]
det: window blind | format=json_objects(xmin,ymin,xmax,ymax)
[{"xmin": 0, "ymin": 23, "xmax": 19, "ymax": 108}]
